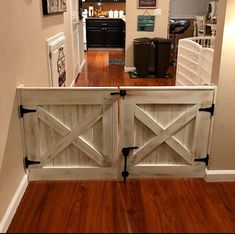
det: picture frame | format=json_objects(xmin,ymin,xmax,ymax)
[
  {"xmin": 138, "ymin": 15, "xmax": 155, "ymax": 31},
  {"xmin": 138, "ymin": 0, "xmax": 157, "ymax": 9},
  {"xmin": 42, "ymin": 0, "xmax": 67, "ymax": 15}
]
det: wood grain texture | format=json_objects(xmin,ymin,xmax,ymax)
[
  {"xmin": 19, "ymin": 89, "xmax": 119, "ymax": 180},
  {"xmin": 75, "ymin": 51, "xmax": 176, "ymax": 87},
  {"xmin": 8, "ymin": 179, "xmax": 235, "ymax": 233},
  {"xmin": 119, "ymin": 87, "xmax": 214, "ymax": 178}
]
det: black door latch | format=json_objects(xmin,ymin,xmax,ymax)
[
  {"xmin": 110, "ymin": 89, "xmax": 127, "ymax": 98},
  {"xmin": 121, "ymin": 146, "xmax": 138, "ymax": 183}
]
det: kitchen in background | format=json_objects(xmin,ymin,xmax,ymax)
[{"xmin": 81, "ymin": 0, "xmax": 126, "ymax": 50}]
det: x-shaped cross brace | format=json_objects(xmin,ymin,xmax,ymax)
[{"xmin": 129, "ymin": 105, "xmax": 198, "ymax": 165}]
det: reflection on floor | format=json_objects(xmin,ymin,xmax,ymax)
[
  {"xmin": 76, "ymin": 50, "xmax": 176, "ymax": 87},
  {"xmin": 8, "ymin": 179, "xmax": 235, "ymax": 233}
]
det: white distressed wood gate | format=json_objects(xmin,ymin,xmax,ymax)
[
  {"xmin": 19, "ymin": 87, "xmax": 118, "ymax": 181},
  {"xmin": 119, "ymin": 87, "xmax": 215, "ymax": 178},
  {"xmin": 18, "ymin": 86, "xmax": 215, "ymax": 180}
]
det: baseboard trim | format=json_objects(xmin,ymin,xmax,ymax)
[
  {"xmin": 70, "ymin": 79, "xmax": 76, "ymax": 87},
  {"xmin": 70, "ymin": 60, "xmax": 86, "ymax": 87},
  {"xmin": 0, "ymin": 175, "xmax": 28, "ymax": 233},
  {"xmin": 80, "ymin": 59, "xmax": 86, "ymax": 73},
  {"xmin": 205, "ymin": 170, "xmax": 235, "ymax": 182},
  {"xmin": 124, "ymin": 66, "xmax": 136, "ymax": 72}
]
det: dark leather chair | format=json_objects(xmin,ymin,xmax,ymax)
[{"xmin": 169, "ymin": 19, "xmax": 191, "ymax": 66}]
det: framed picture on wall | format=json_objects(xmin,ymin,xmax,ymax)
[
  {"xmin": 42, "ymin": 0, "xmax": 67, "ymax": 15},
  {"xmin": 138, "ymin": 0, "xmax": 157, "ymax": 9},
  {"xmin": 138, "ymin": 15, "xmax": 155, "ymax": 31}
]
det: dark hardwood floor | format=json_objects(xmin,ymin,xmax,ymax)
[
  {"xmin": 76, "ymin": 50, "xmax": 176, "ymax": 87},
  {"xmin": 8, "ymin": 179, "xmax": 235, "ymax": 233}
]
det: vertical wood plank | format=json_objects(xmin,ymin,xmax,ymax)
[
  {"xmin": 50, "ymin": 105, "xmax": 67, "ymax": 166},
  {"xmin": 120, "ymin": 104, "xmax": 135, "ymax": 149},
  {"xmin": 103, "ymin": 104, "xmax": 112, "ymax": 167},
  {"xmin": 120, "ymin": 102, "xmax": 135, "ymax": 170},
  {"xmin": 183, "ymin": 105, "xmax": 196, "ymax": 153},
  {"xmin": 193, "ymin": 111, "xmax": 211, "ymax": 159},
  {"xmin": 63, "ymin": 105, "xmax": 80, "ymax": 167},
  {"xmin": 24, "ymin": 109, "xmax": 41, "ymax": 161},
  {"xmin": 39, "ymin": 106, "xmax": 53, "ymax": 167},
  {"xmin": 82, "ymin": 105, "xmax": 94, "ymax": 143},
  {"xmin": 156, "ymin": 105, "xmax": 173, "ymax": 164},
  {"xmin": 78, "ymin": 105, "xmax": 97, "ymax": 166},
  {"xmin": 171, "ymin": 105, "xmax": 187, "ymax": 164},
  {"xmin": 134, "ymin": 118, "xmax": 144, "ymax": 157},
  {"xmin": 138, "ymin": 104, "xmax": 156, "ymax": 164},
  {"xmin": 112, "ymin": 102, "xmax": 118, "ymax": 176},
  {"xmin": 147, "ymin": 104, "xmax": 160, "ymax": 164},
  {"xmin": 93, "ymin": 118, "xmax": 103, "ymax": 157}
]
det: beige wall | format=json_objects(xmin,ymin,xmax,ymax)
[
  {"xmin": 170, "ymin": 0, "xmax": 211, "ymax": 18},
  {"xmin": 0, "ymin": 0, "xmax": 74, "ymax": 223},
  {"xmin": 210, "ymin": 0, "xmax": 235, "ymax": 170},
  {"xmin": 125, "ymin": 0, "xmax": 170, "ymax": 68}
]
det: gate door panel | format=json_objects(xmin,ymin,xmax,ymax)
[
  {"xmin": 120, "ymin": 87, "xmax": 215, "ymax": 178},
  {"xmin": 19, "ymin": 87, "xmax": 118, "ymax": 181}
]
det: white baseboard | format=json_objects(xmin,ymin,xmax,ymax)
[
  {"xmin": 79, "ymin": 59, "xmax": 86, "ymax": 73},
  {"xmin": 205, "ymin": 170, "xmax": 235, "ymax": 182},
  {"xmin": 124, "ymin": 66, "xmax": 136, "ymax": 72},
  {"xmin": 70, "ymin": 60, "xmax": 86, "ymax": 87},
  {"xmin": 70, "ymin": 78, "xmax": 76, "ymax": 87},
  {"xmin": 0, "ymin": 175, "xmax": 28, "ymax": 233}
]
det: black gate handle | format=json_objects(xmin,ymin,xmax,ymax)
[{"xmin": 122, "ymin": 147, "xmax": 138, "ymax": 183}]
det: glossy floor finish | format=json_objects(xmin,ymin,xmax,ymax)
[
  {"xmin": 76, "ymin": 51, "xmax": 176, "ymax": 87},
  {"xmin": 8, "ymin": 179, "xmax": 235, "ymax": 233}
]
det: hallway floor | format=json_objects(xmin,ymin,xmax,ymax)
[
  {"xmin": 76, "ymin": 50, "xmax": 176, "ymax": 87},
  {"xmin": 8, "ymin": 179, "xmax": 235, "ymax": 233}
]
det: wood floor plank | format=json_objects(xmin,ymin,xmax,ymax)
[
  {"xmin": 76, "ymin": 51, "xmax": 176, "ymax": 87},
  {"xmin": 7, "ymin": 179, "xmax": 235, "ymax": 233}
]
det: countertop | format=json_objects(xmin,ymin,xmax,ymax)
[{"xmin": 86, "ymin": 17, "xmax": 126, "ymax": 22}]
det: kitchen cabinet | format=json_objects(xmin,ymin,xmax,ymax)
[{"xmin": 86, "ymin": 19, "xmax": 125, "ymax": 48}]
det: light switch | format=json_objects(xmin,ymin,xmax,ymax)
[{"xmin": 155, "ymin": 9, "xmax": 162, "ymax": 16}]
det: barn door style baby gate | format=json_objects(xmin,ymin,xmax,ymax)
[
  {"xmin": 18, "ymin": 87, "xmax": 119, "ymax": 180},
  {"xmin": 18, "ymin": 86, "xmax": 215, "ymax": 181},
  {"xmin": 119, "ymin": 87, "xmax": 215, "ymax": 179}
]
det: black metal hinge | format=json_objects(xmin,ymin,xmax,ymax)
[
  {"xmin": 199, "ymin": 104, "xmax": 215, "ymax": 116},
  {"xmin": 24, "ymin": 156, "xmax": 41, "ymax": 169},
  {"xmin": 19, "ymin": 105, "xmax": 37, "ymax": 118},
  {"xmin": 110, "ymin": 89, "xmax": 127, "ymax": 98},
  {"xmin": 121, "ymin": 146, "xmax": 138, "ymax": 183},
  {"xmin": 194, "ymin": 155, "xmax": 209, "ymax": 166}
]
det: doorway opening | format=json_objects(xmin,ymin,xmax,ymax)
[{"xmin": 75, "ymin": 50, "xmax": 176, "ymax": 87}]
